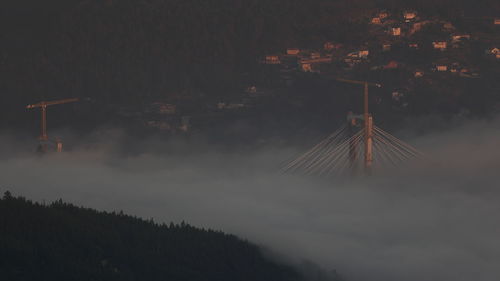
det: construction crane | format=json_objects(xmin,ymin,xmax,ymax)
[
  {"xmin": 26, "ymin": 98, "xmax": 79, "ymax": 151},
  {"xmin": 334, "ymin": 78, "xmax": 382, "ymax": 172}
]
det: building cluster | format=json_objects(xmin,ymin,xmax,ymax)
[
  {"xmin": 257, "ymin": 9, "xmax": 500, "ymax": 113},
  {"xmin": 116, "ymin": 101, "xmax": 191, "ymax": 133},
  {"xmin": 262, "ymin": 47, "xmax": 335, "ymax": 73},
  {"xmin": 114, "ymin": 10, "xmax": 499, "ymax": 130},
  {"xmin": 214, "ymin": 85, "xmax": 277, "ymax": 113},
  {"xmin": 261, "ymin": 9, "xmax": 499, "ymax": 78}
]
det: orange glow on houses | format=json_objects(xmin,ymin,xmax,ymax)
[
  {"xmin": 262, "ymin": 55, "xmax": 281, "ymax": 64},
  {"xmin": 391, "ymin": 27, "xmax": 401, "ymax": 36},
  {"xmin": 433, "ymin": 41, "xmax": 447, "ymax": 50}
]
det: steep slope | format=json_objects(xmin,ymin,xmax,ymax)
[{"xmin": 0, "ymin": 192, "xmax": 304, "ymax": 281}]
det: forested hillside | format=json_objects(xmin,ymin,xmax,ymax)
[{"xmin": 0, "ymin": 191, "xmax": 331, "ymax": 281}]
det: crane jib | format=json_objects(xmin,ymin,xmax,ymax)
[{"xmin": 26, "ymin": 98, "xmax": 79, "ymax": 109}]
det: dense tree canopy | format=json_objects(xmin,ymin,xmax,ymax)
[{"xmin": 0, "ymin": 192, "xmax": 321, "ymax": 281}]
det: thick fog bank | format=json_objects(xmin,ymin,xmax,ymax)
[{"xmin": 1, "ymin": 118, "xmax": 500, "ymax": 281}]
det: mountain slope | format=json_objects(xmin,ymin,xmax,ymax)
[{"xmin": 0, "ymin": 191, "xmax": 305, "ymax": 281}]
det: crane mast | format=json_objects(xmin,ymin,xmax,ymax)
[{"xmin": 26, "ymin": 98, "xmax": 79, "ymax": 151}]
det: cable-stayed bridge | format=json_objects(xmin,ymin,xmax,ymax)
[
  {"xmin": 282, "ymin": 78, "xmax": 424, "ymax": 177},
  {"xmin": 282, "ymin": 118, "xmax": 424, "ymax": 176}
]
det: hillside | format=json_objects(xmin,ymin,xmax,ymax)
[
  {"xmin": 0, "ymin": 191, "xmax": 333, "ymax": 281},
  {"xmin": 1, "ymin": 0, "xmax": 499, "ymax": 137}
]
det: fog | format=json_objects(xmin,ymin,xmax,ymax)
[{"xmin": 1, "ymin": 117, "xmax": 500, "ymax": 281}]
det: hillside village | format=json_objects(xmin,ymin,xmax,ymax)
[
  {"xmin": 263, "ymin": 10, "xmax": 500, "ymax": 74},
  {"xmin": 2, "ymin": 2, "xmax": 500, "ymax": 139},
  {"xmin": 124, "ymin": 9, "xmax": 500, "ymax": 135}
]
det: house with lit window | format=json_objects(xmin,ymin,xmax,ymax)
[
  {"xmin": 286, "ymin": 48, "xmax": 300, "ymax": 56},
  {"xmin": 391, "ymin": 27, "xmax": 402, "ymax": 36},
  {"xmin": 403, "ymin": 11, "xmax": 417, "ymax": 22},
  {"xmin": 378, "ymin": 10, "xmax": 390, "ymax": 19},
  {"xmin": 371, "ymin": 17, "xmax": 382, "ymax": 24},
  {"xmin": 433, "ymin": 41, "xmax": 447, "ymax": 50},
  {"xmin": 262, "ymin": 55, "xmax": 281, "ymax": 64},
  {"xmin": 489, "ymin": 48, "xmax": 500, "ymax": 59},
  {"xmin": 299, "ymin": 55, "xmax": 332, "ymax": 73},
  {"xmin": 451, "ymin": 34, "xmax": 471, "ymax": 43},
  {"xmin": 347, "ymin": 49, "xmax": 369, "ymax": 59},
  {"xmin": 414, "ymin": 70, "xmax": 424, "ymax": 77},
  {"xmin": 433, "ymin": 60, "xmax": 450, "ymax": 72}
]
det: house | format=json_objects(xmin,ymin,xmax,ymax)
[
  {"xmin": 301, "ymin": 63, "xmax": 313, "ymax": 72},
  {"xmin": 414, "ymin": 70, "xmax": 424, "ymax": 77},
  {"xmin": 382, "ymin": 43, "xmax": 392, "ymax": 51},
  {"xmin": 358, "ymin": 50, "xmax": 369, "ymax": 59},
  {"xmin": 409, "ymin": 20, "xmax": 432, "ymax": 35},
  {"xmin": 436, "ymin": 65, "xmax": 448, "ymax": 71},
  {"xmin": 433, "ymin": 41, "xmax": 447, "ymax": 50},
  {"xmin": 489, "ymin": 48, "xmax": 500, "ymax": 59},
  {"xmin": 286, "ymin": 48, "xmax": 300, "ymax": 55},
  {"xmin": 409, "ymin": 43, "xmax": 419, "ymax": 49},
  {"xmin": 403, "ymin": 11, "xmax": 417, "ymax": 22},
  {"xmin": 384, "ymin": 61, "xmax": 399, "ymax": 69},
  {"xmin": 347, "ymin": 50, "xmax": 369, "ymax": 59},
  {"xmin": 392, "ymin": 91, "xmax": 404, "ymax": 101},
  {"xmin": 299, "ymin": 56, "xmax": 332, "ymax": 72},
  {"xmin": 452, "ymin": 34, "xmax": 471, "ymax": 43},
  {"xmin": 434, "ymin": 63, "xmax": 448, "ymax": 72},
  {"xmin": 263, "ymin": 55, "xmax": 281, "ymax": 64},
  {"xmin": 347, "ymin": 52, "xmax": 358, "ymax": 58},
  {"xmin": 434, "ymin": 58, "xmax": 451, "ymax": 72},
  {"xmin": 310, "ymin": 52, "xmax": 321, "ymax": 59},
  {"xmin": 391, "ymin": 27, "xmax": 401, "ymax": 36},
  {"xmin": 494, "ymin": 18, "xmax": 500, "ymax": 25},
  {"xmin": 371, "ymin": 17, "xmax": 382, "ymax": 24},
  {"xmin": 324, "ymin": 42, "xmax": 342, "ymax": 51},
  {"xmin": 246, "ymin": 86, "xmax": 257, "ymax": 94},
  {"xmin": 378, "ymin": 11, "xmax": 390, "ymax": 19}
]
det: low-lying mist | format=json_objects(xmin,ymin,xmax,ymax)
[{"xmin": 1, "ymin": 117, "xmax": 500, "ymax": 281}]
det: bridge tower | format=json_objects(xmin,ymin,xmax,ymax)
[{"xmin": 282, "ymin": 78, "xmax": 423, "ymax": 177}]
